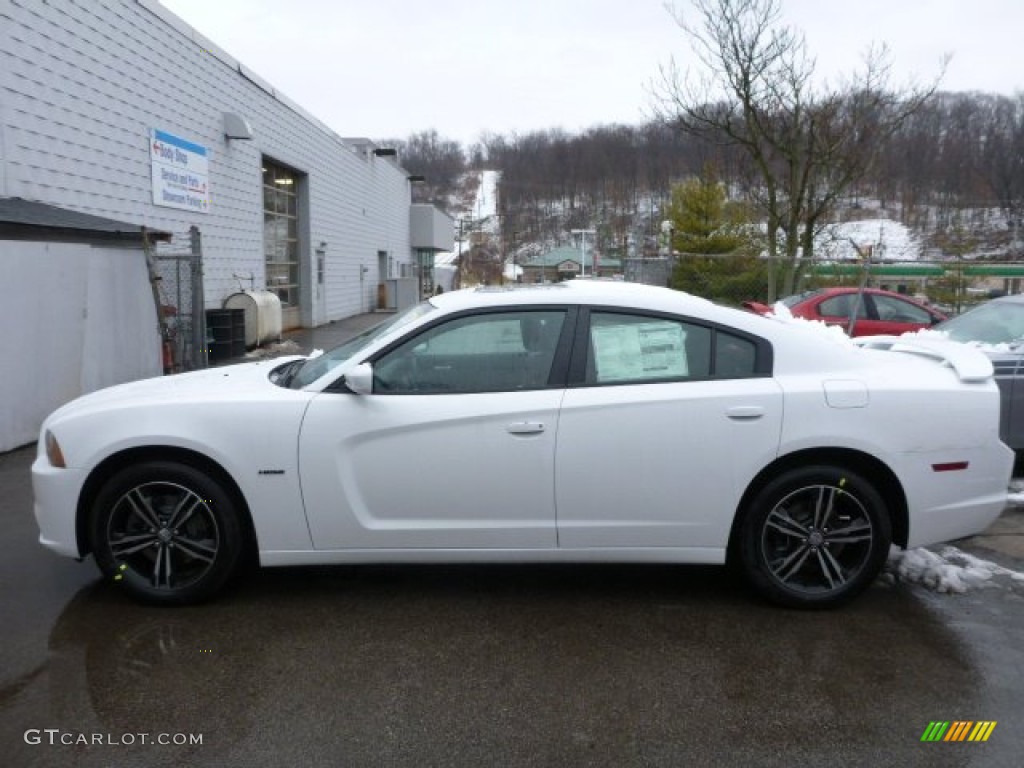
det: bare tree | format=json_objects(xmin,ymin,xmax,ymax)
[
  {"xmin": 978, "ymin": 94, "xmax": 1024, "ymax": 256},
  {"xmin": 385, "ymin": 130, "xmax": 467, "ymax": 205},
  {"xmin": 654, "ymin": 0, "xmax": 945, "ymax": 298}
]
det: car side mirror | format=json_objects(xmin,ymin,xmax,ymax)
[{"xmin": 343, "ymin": 362, "xmax": 374, "ymax": 395}]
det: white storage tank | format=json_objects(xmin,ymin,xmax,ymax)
[{"xmin": 223, "ymin": 290, "xmax": 283, "ymax": 348}]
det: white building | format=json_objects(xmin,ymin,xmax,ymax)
[{"xmin": 0, "ymin": 0, "xmax": 453, "ymax": 331}]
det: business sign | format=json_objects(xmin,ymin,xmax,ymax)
[{"xmin": 150, "ymin": 129, "xmax": 210, "ymax": 213}]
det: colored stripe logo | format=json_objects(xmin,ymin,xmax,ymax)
[{"xmin": 921, "ymin": 721, "xmax": 997, "ymax": 742}]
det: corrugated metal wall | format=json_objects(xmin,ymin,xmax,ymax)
[{"xmin": 0, "ymin": 240, "xmax": 161, "ymax": 451}]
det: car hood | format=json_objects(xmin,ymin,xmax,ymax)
[{"xmin": 45, "ymin": 356, "xmax": 306, "ymax": 425}]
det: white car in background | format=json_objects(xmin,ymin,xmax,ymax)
[{"xmin": 32, "ymin": 281, "xmax": 1013, "ymax": 608}]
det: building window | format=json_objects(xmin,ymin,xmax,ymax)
[{"xmin": 262, "ymin": 160, "xmax": 300, "ymax": 312}]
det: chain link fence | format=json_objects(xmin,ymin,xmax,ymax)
[
  {"xmin": 657, "ymin": 255, "xmax": 1024, "ymax": 314},
  {"xmin": 144, "ymin": 226, "xmax": 206, "ymax": 373}
]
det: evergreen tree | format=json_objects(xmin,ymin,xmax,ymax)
[{"xmin": 667, "ymin": 171, "xmax": 767, "ymax": 303}]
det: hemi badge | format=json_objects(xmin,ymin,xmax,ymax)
[
  {"xmin": 258, "ymin": 469, "xmax": 285, "ymax": 475},
  {"xmin": 932, "ymin": 462, "xmax": 969, "ymax": 472}
]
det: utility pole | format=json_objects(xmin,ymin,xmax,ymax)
[
  {"xmin": 571, "ymin": 228, "xmax": 596, "ymax": 277},
  {"xmin": 454, "ymin": 217, "xmax": 472, "ymax": 289}
]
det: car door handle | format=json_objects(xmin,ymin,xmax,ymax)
[
  {"xmin": 725, "ymin": 406, "xmax": 765, "ymax": 421},
  {"xmin": 506, "ymin": 422, "xmax": 545, "ymax": 435}
]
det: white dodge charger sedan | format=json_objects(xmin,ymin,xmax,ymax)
[{"xmin": 32, "ymin": 281, "xmax": 1013, "ymax": 607}]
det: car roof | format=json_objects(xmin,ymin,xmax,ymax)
[
  {"xmin": 817, "ymin": 286, "xmax": 911, "ymax": 298},
  {"xmin": 422, "ymin": 279, "xmax": 791, "ymax": 341},
  {"xmin": 430, "ymin": 279, "xmax": 717, "ymax": 313}
]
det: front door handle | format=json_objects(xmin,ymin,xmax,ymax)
[
  {"xmin": 506, "ymin": 422, "xmax": 545, "ymax": 435},
  {"xmin": 726, "ymin": 406, "xmax": 765, "ymax": 421}
]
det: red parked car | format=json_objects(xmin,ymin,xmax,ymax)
[{"xmin": 743, "ymin": 287, "xmax": 947, "ymax": 337}]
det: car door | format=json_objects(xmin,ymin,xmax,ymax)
[
  {"xmin": 298, "ymin": 308, "xmax": 572, "ymax": 550},
  {"xmin": 555, "ymin": 310, "xmax": 783, "ymax": 551}
]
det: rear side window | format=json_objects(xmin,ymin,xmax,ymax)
[{"xmin": 585, "ymin": 312, "xmax": 761, "ymax": 385}]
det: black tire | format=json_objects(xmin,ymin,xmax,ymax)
[
  {"xmin": 89, "ymin": 461, "xmax": 243, "ymax": 604},
  {"xmin": 737, "ymin": 465, "xmax": 891, "ymax": 608}
]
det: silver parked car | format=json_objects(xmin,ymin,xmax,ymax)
[{"xmin": 934, "ymin": 294, "xmax": 1024, "ymax": 459}]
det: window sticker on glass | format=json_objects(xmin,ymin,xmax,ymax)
[{"xmin": 592, "ymin": 321, "xmax": 688, "ymax": 382}]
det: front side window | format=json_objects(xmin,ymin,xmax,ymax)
[
  {"xmin": 287, "ymin": 301, "xmax": 436, "ymax": 389},
  {"xmin": 585, "ymin": 312, "xmax": 759, "ymax": 385},
  {"xmin": 871, "ymin": 294, "xmax": 932, "ymax": 324},
  {"xmin": 373, "ymin": 310, "xmax": 567, "ymax": 394},
  {"xmin": 818, "ymin": 294, "xmax": 869, "ymax": 319}
]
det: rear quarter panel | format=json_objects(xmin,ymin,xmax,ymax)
[{"xmin": 776, "ymin": 350, "xmax": 1011, "ymax": 547}]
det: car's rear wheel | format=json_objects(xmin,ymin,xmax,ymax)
[
  {"xmin": 738, "ymin": 466, "xmax": 891, "ymax": 608},
  {"xmin": 89, "ymin": 461, "xmax": 243, "ymax": 604}
]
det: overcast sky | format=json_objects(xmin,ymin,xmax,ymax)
[{"xmin": 159, "ymin": 0, "xmax": 1023, "ymax": 146}]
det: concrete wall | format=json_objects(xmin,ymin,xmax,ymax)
[
  {"xmin": 0, "ymin": 0, "xmax": 414, "ymax": 327},
  {"xmin": 0, "ymin": 240, "xmax": 161, "ymax": 452}
]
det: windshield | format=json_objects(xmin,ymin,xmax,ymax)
[
  {"xmin": 287, "ymin": 301, "xmax": 437, "ymax": 388},
  {"xmin": 937, "ymin": 300, "xmax": 1024, "ymax": 345}
]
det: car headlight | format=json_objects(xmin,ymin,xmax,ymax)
[{"xmin": 45, "ymin": 430, "xmax": 66, "ymax": 468}]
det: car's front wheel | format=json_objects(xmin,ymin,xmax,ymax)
[
  {"xmin": 89, "ymin": 461, "xmax": 244, "ymax": 604},
  {"xmin": 737, "ymin": 466, "xmax": 891, "ymax": 608}
]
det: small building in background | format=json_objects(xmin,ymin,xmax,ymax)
[{"xmin": 521, "ymin": 246, "xmax": 622, "ymax": 283}]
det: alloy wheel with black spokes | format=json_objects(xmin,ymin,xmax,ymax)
[
  {"xmin": 90, "ymin": 461, "xmax": 244, "ymax": 604},
  {"xmin": 738, "ymin": 466, "xmax": 892, "ymax": 608}
]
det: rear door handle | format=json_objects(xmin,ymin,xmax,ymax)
[
  {"xmin": 725, "ymin": 406, "xmax": 765, "ymax": 421},
  {"xmin": 506, "ymin": 422, "xmax": 545, "ymax": 435}
]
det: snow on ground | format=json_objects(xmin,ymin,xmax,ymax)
[
  {"xmin": 472, "ymin": 169, "xmax": 500, "ymax": 227},
  {"xmin": 432, "ymin": 169, "xmax": 502, "ymax": 274},
  {"xmin": 885, "ymin": 483, "xmax": 1024, "ymax": 594},
  {"xmin": 884, "ymin": 544, "xmax": 1024, "ymax": 594},
  {"xmin": 243, "ymin": 339, "xmax": 301, "ymax": 359},
  {"xmin": 1008, "ymin": 478, "xmax": 1024, "ymax": 507},
  {"xmin": 816, "ymin": 218, "xmax": 922, "ymax": 261}
]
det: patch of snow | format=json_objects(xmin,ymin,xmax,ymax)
[
  {"xmin": 885, "ymin": 545, "xmax": 1024, "ymax": 593},
  {"xmin": 243, "ymin": 339, "xmax": 301, "ymax": 359},
  {"xmin": 473, "ymin": 169, "xmax": 500, "ymax": 230},
  {"xmin": 764, "ymin": 301, "xmax": 855, "ymax": 346},
  {"xmin": 817, "ymin": 219, "xmax": 922, "ymax": 261}
]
